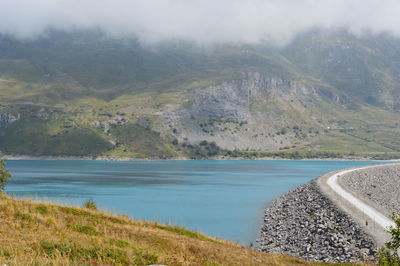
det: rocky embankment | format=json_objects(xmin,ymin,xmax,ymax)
[
  {"xmin": 340, "ymin": 164, "xmax": 400, "ymax": 215},
  {"xmin": 257, "ymin": 180, "xmax": 376, "ymax": 263}
]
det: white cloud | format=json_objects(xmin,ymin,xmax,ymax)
[{"xmin": 2, "ymin": 0, "xmax": 400, "ymax": 44}]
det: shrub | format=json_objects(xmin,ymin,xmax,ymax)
[
  {"xmin": 378, "ymin": 215, "xmax": 400, "ymax": 265},
  {"xmin": 83, "ymin": 199, "xmax": 97, "ymax": 210},
  {"xmin": 0, "ymin": 248, "xmax": 10, "ymax": 258},
  {"xmin": 15, "ymin": 212, "xmax": 32, "ymax": 222},
  {"xmin": 0, "ymin": 160, "xmax": 11, "ymax": 191},
  {"xmin": 36, "ymin": 205, "xmax": 48, "ymax": 214},
  {"xmin": 199, "ymin": 140, "xmax": 208, "ymax": 146}
]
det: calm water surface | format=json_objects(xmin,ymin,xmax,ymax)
[{"xmin": 5, "ymin": 160, "xmax": 387, "ymax": 244}]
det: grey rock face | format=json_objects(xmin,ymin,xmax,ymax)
[
  {"xmin": 191, "ymin": 85, "xmax": 249, "ymax": 120},
  {"xmin": 0, "ymin": 113, "xmax": 20, "ymax": 128},
  {"xmin": 90, "ymin": 115, "xmax": 129, "ymax": 134},
  {"xmin": 36, "ymin": 112, "xmax": 50, "ymax": 120},
  {"xmin": 257, "ymin": 181, "xmax": 376, "ymax": 263},
  {"xmin": 189, "ymin": 73, "xmax": 319, "ymax": 121},
  {"xmin": 161, "ymin": 72, "xmax": 329, "ymax": 150}
]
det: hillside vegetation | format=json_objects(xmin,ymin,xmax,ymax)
[
  {"xmin": 0, "ymin": 193, "xmax": 320, "ymax": 265},
  {"xmin": 2, "ymin": 29, "xmax": 400, "ymax": 159}
]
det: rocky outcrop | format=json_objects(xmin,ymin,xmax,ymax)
[
  {"xmin": 159, "ymin": 72, "xmax": 328, "ymax": 150},
  {"xmin": 190, "ymin": 73, "xmax": 319, "ymax": 121},
  {"xmin": 0, "ymin": 113, "xmax": 19, "ymax": 127},
  {"xmin": 257, "ymin": 180, "xmax": 376, "ymax": 263},
  {"xmin": 90, "ymin": 115, "xmax": 129, "ymax": 134},
  {"xmin": 191, "ymin": 84, "xmax": 250, "ymax": 120}
]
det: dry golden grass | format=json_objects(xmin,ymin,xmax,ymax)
[{"xmin": 0, "ymin": 193, "xmax": 350, "ymax": 266}]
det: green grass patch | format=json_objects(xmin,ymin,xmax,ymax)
[
  {"xmin": 104, "ymin": 215, "xmax": 128, "ymax": 225},
  {"xmin": 309, "ymin": 130, "xmax": 396, "ymax": 153},
  {"xmin": 60, "ymin": 207, "xmax": 92, "ymax": 217},
  {"xmin": 39, "ymin": 241, "xmax": 130, "ymax": 264},
  {"xmin": 0, "ymin": 248, "xmax": 11, "ymax": 258},
  {"xmin": 155, "ymin": 224, "xmax": 216, "ymax": 242},
  {"xmin": 109, "ymin": 238, "xmax": 130, "ymax": 248},
  {"xmin": 35, "ymin": 205, "xmax": 48, "ymax": 215},
  {"xmin": 67, "ymin": 224, "xmax": 102, "ymax": 236},
  {"xmin": 60, "ymin": 207, "xmax": 99, "ymax": 223},
  {"xmin": 132, "ymin": 252, "xmax": 158, "ymax": 266},
  {"xmin": 14, "ymin": 211, "xmax": 33, "ymax": 222}
]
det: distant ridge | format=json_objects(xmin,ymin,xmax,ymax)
[{"xmin": 1, "ymin": 29, "xmax": 400, "ymax": 159}]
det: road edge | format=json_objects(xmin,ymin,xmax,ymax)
[{"xmin": 317, "ymin": 163, "xmax": 398, "ymax": 247}]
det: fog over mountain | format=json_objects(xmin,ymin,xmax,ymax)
[
  {"xmin": 2, "ymin": 0, "xmax": 400, "ymax": 44},
  {"xmin": 3, "ymin": 1, "xmax": 400, "ymax": 159}
]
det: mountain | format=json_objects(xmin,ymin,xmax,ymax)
[{"xmin": 1, "ymin": 29, "xmax": 400, "ymax": 159}]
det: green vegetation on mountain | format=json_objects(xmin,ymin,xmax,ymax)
[
  {"xmin": 0, "ymin": 118, "xmax": 113, "ymax": 156},
  {"xmin": 2, "ymin": 29, "xmax": 400, "ymax": 159},
  {"xmin": 109, "ymin": 123, "xmax": 178, "ymax": 158}
]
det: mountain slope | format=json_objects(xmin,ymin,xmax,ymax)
[{"xmin": 1, "ymin": 29, "xmax": 400, "ymax": 158}]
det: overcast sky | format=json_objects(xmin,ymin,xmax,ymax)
[{"xmin": 2, "ymin": 0, "xmax": 400, "ymax": 45}]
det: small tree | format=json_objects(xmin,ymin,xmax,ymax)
[
  {"xmin": 378, "ymin": 215, "xmax": 400, "ymax": 265},
  {"xmin": 0, "ymin": 160, "xmax": 11, "ymax": 191},
  {"xmin": 83, "ymin": 199, "xmax": 97, "ymax": 210}
]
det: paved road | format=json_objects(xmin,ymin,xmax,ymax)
[{"xmin": 327, "ymin": 167, "xmax": 396, "ymax": 230}]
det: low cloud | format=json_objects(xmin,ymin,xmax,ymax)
[{"xmin": 2, "ymin": 0, "xmax": 400, "ymax": 45}]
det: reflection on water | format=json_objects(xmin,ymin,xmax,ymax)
[{"xmin": 5, "ymin": 159, "xmax": 386, "ymax": 244}]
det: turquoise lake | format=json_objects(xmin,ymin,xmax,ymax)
[{"xmin": 4, "ymin": 160, "xmax": 387, "ymax": 244}]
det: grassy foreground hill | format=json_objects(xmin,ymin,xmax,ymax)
[{"xmin": 0, "ymin": 193, "xmax": 319, "ymax": 266}]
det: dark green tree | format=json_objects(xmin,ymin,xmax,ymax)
[
  {"xmin": 378, "ymin": 215, "xmax": 400, "ymax": 265},
  {"xmin": 0, "ymin": 160, "xmax": 11, "ymax": 191}
]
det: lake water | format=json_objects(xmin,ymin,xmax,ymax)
[{"xmin": 4, "ymin": 159, "xmax": 387, "ymax": 244}]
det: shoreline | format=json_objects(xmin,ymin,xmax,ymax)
[
  {"xmin": 1, "ymin": 155, "xmax": 188, "ymax": 162},
  {"xmin": 1, "ymin": 154, "xmax": 397, "ymax": 162}
]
